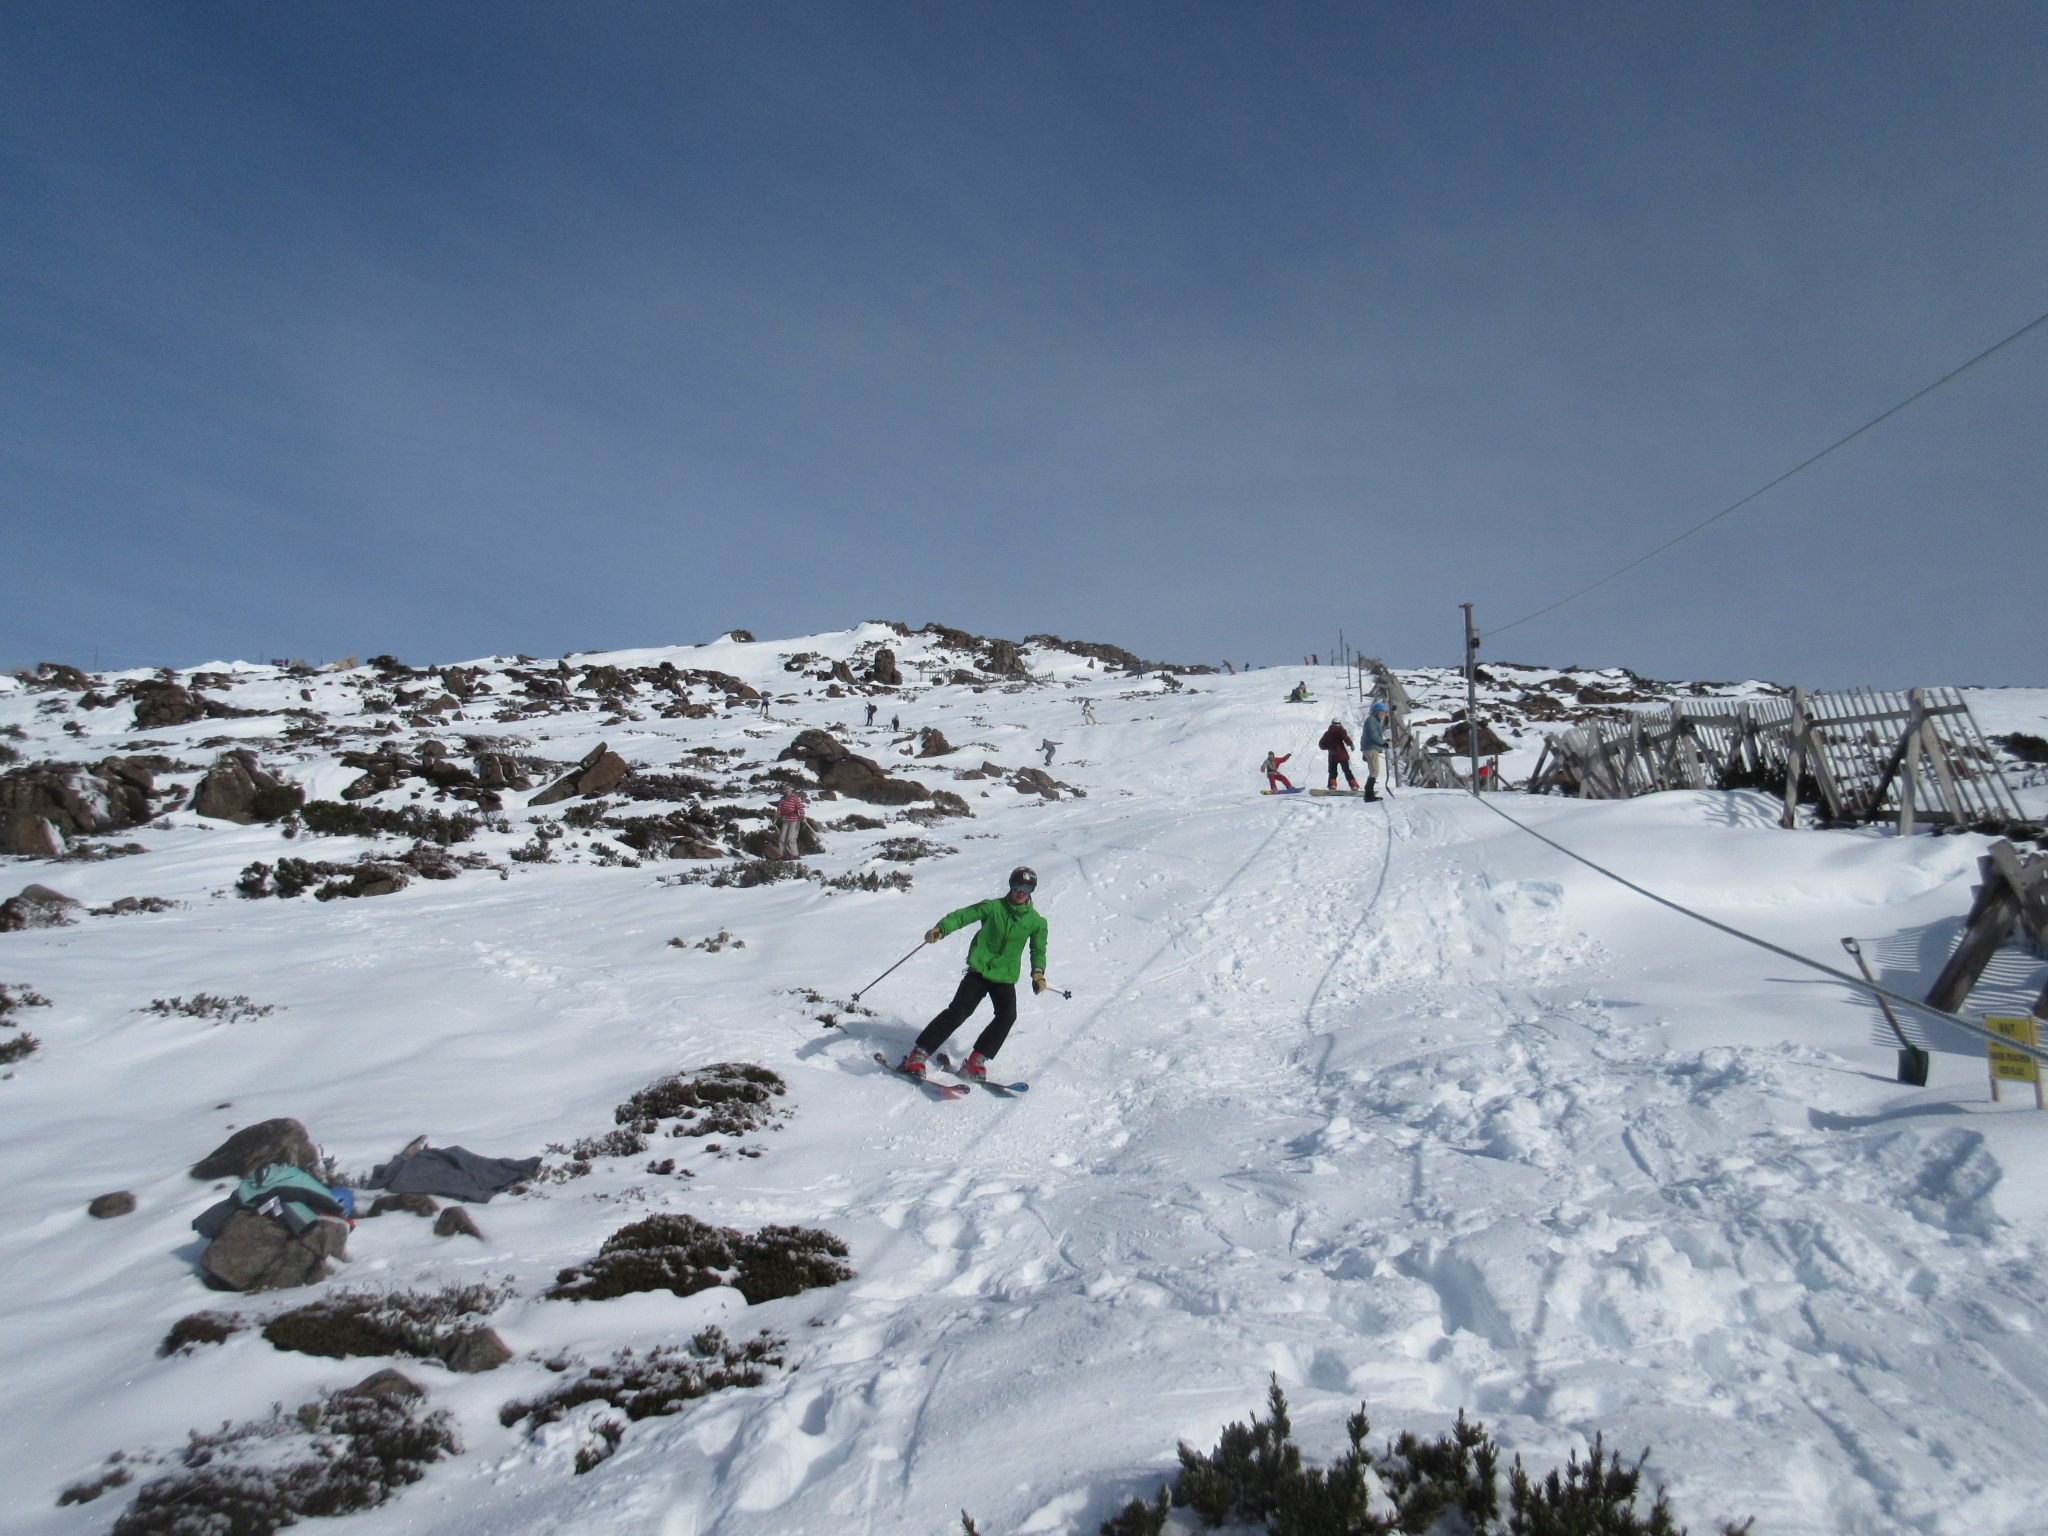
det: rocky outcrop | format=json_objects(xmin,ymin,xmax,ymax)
[
  {"xmin": 199, "ymin": 1208, "xmax": 347, "ymax": 1291},
  {"xmin": 192, "ymin": 750, "xmax": 300, "ymax": 824},
  {"xmin": 88, "ymin": 1191, "xmax": 137, "ymax": 1218},
  {"xmin": 190, "ymin": 1117, "xmax": 320, "ymax": 1180},
  {"xmin": 868, "ymin": 648, "xmax": 903, "ymax": 686},
  {"xmin": 530, "ymin": 742, "xmax": 632, "ymax": 805},
  {"xmin": 441, "ymin": 1327, "xmax": 512, "ymax": 1373},
  {"xmin": 0, "ymin": 757, "xmax": 156, "ymax": 855},
  {"xmin": 1442, "ymin": 719, "xmax": 1510, "ymax": 757},
  {"xmin": 829, "ymin": 660, "xmax": 857, "ymax": 685},
  {"xmin": 982, "ymin": 639, "xmax": 1028, "ymax": 677},
  {"xmin": 129, "ymin": 681, "xmax": 207, "ymax": 730},
  {"xmin": 367, "ymin": 1192, "xmax": 439, "ymax": 1218},
  {"xmin": 340, "ymin": 1368, "xmax": 424, "ymax": 1403},
  {"xmin": 916, "ymin": 727, "xmax": 955, "ymax": 758},
  {"xmin": 1010, "ymin": 767, "xmax": 1084, "ymax": 800},
  {"xmin": 777, "ymin": 730, "xmax": 931, "ymax": 806},
  {"xmin": 433, "ymin": 1206, "xmax": 483, "ymax": 1240},
  {"xmin": 0, "ymin": 883, "xmax": 82, "ymax": 931}
]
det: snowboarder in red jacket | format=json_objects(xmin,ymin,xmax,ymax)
[
  {"xmin": 1261, "ymin": 752, "xmax": 1293, "ymax": 791},
  {"xmin": 1318, "ymin": 722, "xmax": 1358, "ymax": 790}
]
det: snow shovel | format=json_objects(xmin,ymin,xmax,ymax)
[{"xmin": 1841, "ymin": 937, "xmax": 1930, "ymax": 1086}]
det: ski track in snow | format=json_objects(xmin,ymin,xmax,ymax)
[{"xmin": 3, "ymin": 639, "xmax": 2048, "ymax": 1536}]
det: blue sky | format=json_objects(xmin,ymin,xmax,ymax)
[{"xmin": 4, "ymin": 2, "xmax": 2045, "ymax": 684}]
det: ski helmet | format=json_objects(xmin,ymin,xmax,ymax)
[{"xmin": 1008, "ymin": 866, "xmax": 1038, "ymax": 894}]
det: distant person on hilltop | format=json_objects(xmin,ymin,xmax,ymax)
[
  {"xmin": 1262, "ymin": 751, "xmax": 1294, "ymax": 792},
  {"xmin": 897, "ymin": 867, "xmax": 1048, "ymax": 1083},
  {"xmin": 1319, "ymin": 719, "xmax": 1358, "ymax": 791}
]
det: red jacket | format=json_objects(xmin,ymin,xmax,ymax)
[
  {"xmin": 774, "ymin": 791, "xmax": 804, "ymax": 823},
  {"xmin": 1318, "ymin": 725, "xmax": 1353, "ymax": 758}
]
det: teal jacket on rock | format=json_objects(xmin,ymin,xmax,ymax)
[{"xmin": 937, "ymin": 898, "xmax": 1048, "ymax": 985}]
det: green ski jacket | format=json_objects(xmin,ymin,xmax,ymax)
[{"xmin": 937, "ymin": 897, "xmax": 1048, "ymax": 985}]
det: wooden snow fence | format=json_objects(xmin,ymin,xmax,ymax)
[
  {"xmin": 1525, "ymin": 686, "xmax": 2024, "ymax": 832},
  {"xmin": 1924, "ymin": 840, "xmax": 2048, "ymax": 1016},
  {"xmin": 1360, "ymin": 658, "xmax": 1469, "ymax": 791}
]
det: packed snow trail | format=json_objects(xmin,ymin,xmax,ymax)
[{"xmin": 3, "ymin": 639, "xmax": 2048, "ymax": 1536}]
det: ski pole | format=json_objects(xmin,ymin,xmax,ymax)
[
  {"xmin": 1841, "ymin": 937, "xmax": 1930, "ymax": 1085},
  {"xmin": 851, "ymin": 940, "xmax": 929, "ymax": 1003}
]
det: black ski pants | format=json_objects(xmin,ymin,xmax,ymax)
[
  {"xmin": 915, "ymin": 970, "xmax": 1017, "ymax": 1059},
  {"xmin": 1326, "ymin": 753, "xmax": 1357, "ymax": 788}
]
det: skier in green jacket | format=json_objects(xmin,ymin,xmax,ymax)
[{"xmin": 898, "ymin": 866, "xmax": 1048, "ymax": 1081}]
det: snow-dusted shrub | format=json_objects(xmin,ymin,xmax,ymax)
[
  {"xmin": 498, "ymin": 1327, "xmax": 786, "ymax": 1473},
  {"xmin": 545, "ymin": 1213, "xmax": 851, "ymax": 1305},
  {"xmin": 614, "ymin": 1062, "xmax": 787, "ymax": 1138},
  {"xmin": 564, "ymin": 1128, "xmax": 647, "ymax": 1159},
  {"xmin": 145, "ymin": 994, "xmax": 277, "ymax": 1023},
  {"xmin": 300, "ymin": 800, "xmax": 478, "ymax": 844},
  {"xmin": 873, "ymin": 836, "xmax": 955, "ymax": 863},
  {"xmin": 1146, "ymin": 1377, "xmax": 1739, "ymax": 1536},
  {"xmin": 260, "ymin": 1281, "xmax": 512, "ymax": 1361},
  {"xmin": 159, "ymin": 1311, "xmax": 245, "ymax": 1355},
  {"xmin": 104, "ymin": 1394, "xmax": 457, "ymax": 1536},
  {"xmin": 0, "ymin": 1032, "xmax": 39, "ymax": 1065}
]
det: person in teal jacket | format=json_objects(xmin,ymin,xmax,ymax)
[{"xmin": 898, "ymin": 866, "xmax": 1048, "ymax": 1080}]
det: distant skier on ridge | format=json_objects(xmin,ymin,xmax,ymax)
[{"xmin": 897, "ymin": 867, "xmax": 1048, "ymax": 1082}]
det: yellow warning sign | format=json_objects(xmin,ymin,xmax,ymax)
[
  {"xmin": 1987, "ymin": 1015, "xmax": 2039, "ymax": 1081},
  {"xmin": 1986, "ymin": 1015, "xmax": 2045, "ymax": 1107}
]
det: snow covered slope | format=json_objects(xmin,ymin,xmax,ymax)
[{"xmin": 4, "ymin": 635, "xmax": 2048, "ymax": 1536}]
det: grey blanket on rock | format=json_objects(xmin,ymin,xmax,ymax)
[{"xmin": 366, "ymin": 1145, "xmax": 540, "ymax": 1203}]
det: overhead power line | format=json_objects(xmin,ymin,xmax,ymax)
[{"xmin": 1492, "ymin": 305, "xmax": 2048, "ymax": 637}]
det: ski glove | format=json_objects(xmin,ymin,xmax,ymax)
[
  {"xmin": 1031, "ymin": 972, "xmax": 1047, "ymax": 995},
  {"xmin": 925, "ymin": 927, "xmax": 945, "ymax": 944}
]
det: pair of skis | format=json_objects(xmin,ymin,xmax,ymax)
[{"xmin": 872, "ymin": 1052, "xmax": 1028, "ymax": 1099}]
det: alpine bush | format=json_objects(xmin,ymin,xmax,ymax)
[
  {"xmin": 260, "ymin": 1281, "xmax": 512, "ymax": 1361},
  {"xmin": 300, "ymin": 799, "xmax": 479, "ymax": 845},
  {"xmin": 545, "ymin": 1213, "xmax": 852, "ymax": 1305},
  {"xmin": 1133, "ymin": 1377, "xmax": 1747, "ymax": 1536}
]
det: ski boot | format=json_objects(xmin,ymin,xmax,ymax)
[
  {"xmin": 897, "ymin": 1047, "xmax": 930, "ymax": 1078},
  {"xmin": 960, "ymin": 1051, "xmax": 991, "ymax": 1082}
]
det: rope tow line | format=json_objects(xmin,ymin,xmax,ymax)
[
  {"xmin": 1467, "ymin": 793, "xmax": 2048, "ymax": 1067},
  {"xmin": 1492, "ymin": 304, "xmax": 2048, "ymax": 636}
]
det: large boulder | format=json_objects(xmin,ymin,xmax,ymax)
[
  {"xmin": 0, "ymin": 883, "xmax": 82, "ymax": 931},
  {"xmin": 982, "ymin": 639, "xmax": 1028, "ymax": 677},
  {"xmin": 916, "ymin": 727, "xmax": 955, "ymax": 758},
  {"xmin": 190, "ymin": 1117, "xmax": 320, "ymax": 1180},
  {"xmin": 0, "ymin": 757, "xmax": 156, "ymax": 855},
  {"xmin": 1443, "ymin": 719, "xmax": 1510, "ymax": 757},
  {"xmin": 130, "ymin": 681, "xmax": 207, "ymax": 730},
  {"xmin": 867, "ymin": 648, "xmax": 903, "ymax": 686},
  {"xmin": 530, "ymin": 742, "xmax": 632, "ymax": 805},
  {"xmin": 777, "ymin": 730, "xmax": 931, "ymax": 806},
  {"xmin": 199, "ymin": 1208, "xmax": 347, "ymax": 1291},
  {"xmin": 192, "ymin": 750, "xmax": 300, "ymax": 824}
]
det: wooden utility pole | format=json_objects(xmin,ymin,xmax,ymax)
[{"xmin": 1461, "ymin": 603, "xmax": 1480, "ymax": 793}]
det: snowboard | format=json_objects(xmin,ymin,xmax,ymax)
[
  {"xmin": 873, "ymin": 1052, "xmax": 969, "ymax": 1099},
  {"xmin": 936, "ymin": 1052, "xmax": 1029, "ymax": 1094},
  {"xmin": 1309, "ymin": 788, "xmax": 1368, "ymax": 797},
  {"xmin": 1261, "ymin": 786, "xmax": 1305, "ymax": 796}
]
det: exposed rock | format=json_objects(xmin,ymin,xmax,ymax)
[
  {"xmin": 367, "ymin": 1192, "xmax": 440, "ymax": 1218},
  {"xmin": 0, "ymin": 883, "xmax": 82, "ymax": 931},
  {"xmin": 18, "ymin": 662, "xmax": 92, "ymax": 691},
  {"xmin": 777, "ymin": 730, "xmax": 931, "ymax": 806},
  {"xmin": 433, "ymin": 1206, "xmax": 484, "ymax": 1240},
  {"xmin": 130, "ymin": 681, "xmax": 207, "ymax": 730},
  {"xmin": 472, "ymin": 752, "xmax": 533, "ymax": 791},
  {"xmin": 88, "ymin": 1191, "xmax": 137, "ymax": 1218},
  {"xmin": 199, "ymin": 1208, "xmax": 348, "ymax": 1291},
  {"xmin": 192, "ymin": 749, "xmax": 300, "ymax": 824},
  {"xmin": 916, "ymin": 727, "xmax": 955, "ymax": 758},
  {"xmin": 724, "ymin": 630, "xmax": 756, "ymax": 643},
  {"xmin": 979, "ymin": 761, "xmax": 1006, "ymax": 779},
  {"xmin": 902, "ymin": 791, "xmax": 972, "ymax": 826},
  {"xmin": 829, "ymin": 660, "xmax": 857, "ymax": 685},
  {"xmin": 441, "ymin": 1327, "xmax": 512, "ymax": 1373},
  {"xmin": 1443, "ymin": 719, "xmax": 1510, "ymax": 756},
  {"xmin": 189, "ymin": 1117, "xmax": 319, "ymax": 1180},
  {"xmin": 1010, "ymin": 767, "xmax": 1084, "ymax": 800},
  {"xmin": 867, "ymin": 648, "xmax": 903, "ymax": 686},
  {"xmin": 340, "ymin": 1368, "xmax": 425, "ymax": 1403},
  {"xmin": 0, "ymin": 756, "xmax": 156, "ymax": 856},
  {"xmin": 983, "ymin": 638, "xmax": 1027, "ymax": 677},
  {"xmin": 530, "ymin": 742, "xmax": 633, "ymax": 805}
]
